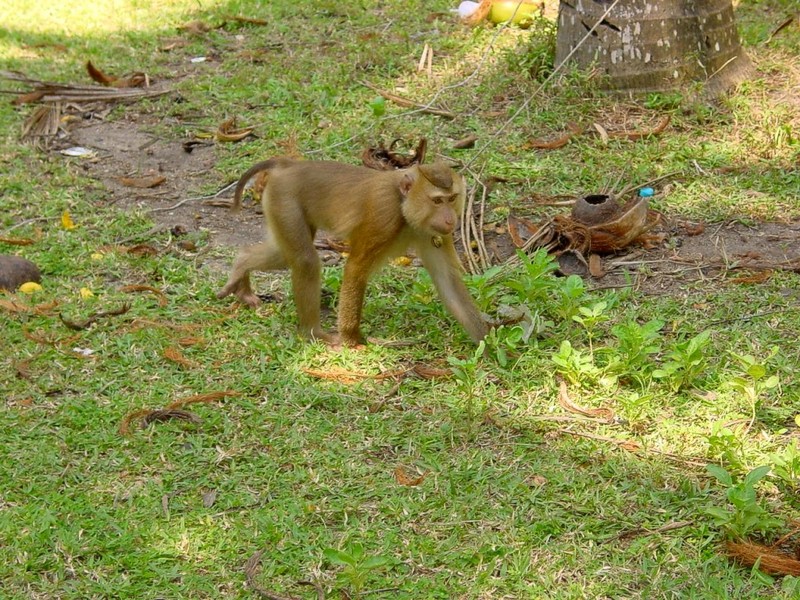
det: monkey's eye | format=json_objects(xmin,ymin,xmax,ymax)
[{"xmin": 432, "ymin": 197, "xmax": 444, "ymax": 205}]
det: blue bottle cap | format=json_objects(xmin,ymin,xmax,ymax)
[{"xmin": 639, "ymin": 187, "xmax": 655, "ymax": 197}]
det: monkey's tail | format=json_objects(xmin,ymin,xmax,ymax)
[{"xmin": 231, "ymin": 158, "xmax": 284, "ymax": 212}]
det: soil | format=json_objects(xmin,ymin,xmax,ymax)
[
  {"xmin": 53, "ymin": 109, "xmax": 800, "ymax": 296},
  {"xmin": 64, "ymin": 114, "xmax": 262, "ymax": 252}
]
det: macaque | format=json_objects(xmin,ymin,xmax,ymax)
[{"xmin": 217, "ymin": 157, "xmax": 488, "ymax": 347}]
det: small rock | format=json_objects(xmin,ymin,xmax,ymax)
[{"xmin": 0, "ymin": 255, "xmax": 42, "ymax": 291}]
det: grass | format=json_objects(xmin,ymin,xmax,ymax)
[{"xmin": 2, "ymin": 0, "xmax": 800, "ymax": 598}]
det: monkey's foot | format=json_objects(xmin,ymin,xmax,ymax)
[
  {"xmin": 306, "ymin": 330, "xmax": 366, "ymax": 350},
  {"xmin": 216, "ymin": 279, "xmax": 261, "ymax": 308}
]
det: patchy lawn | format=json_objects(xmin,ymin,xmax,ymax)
[{"xmin": 1, "ymin": 0, "xmax": 799, "ymax": 598}]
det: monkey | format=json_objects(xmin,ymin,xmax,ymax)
[{"xmin": 217, "ymin": 157, "xmax": 488, "ymax": 347}]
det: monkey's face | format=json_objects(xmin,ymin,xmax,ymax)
[{"xmin": 401, "ymin": 166, "xmax": 466, "ymax": 236}]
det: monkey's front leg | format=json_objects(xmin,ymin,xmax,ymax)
[{"xmin": 336, "ymin": 257, "xmax": 373, "ymax": 347}]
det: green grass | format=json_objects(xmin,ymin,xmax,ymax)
[{"xmin": 2, "ymin": 0, "xmax": 800, "ymax": 598}]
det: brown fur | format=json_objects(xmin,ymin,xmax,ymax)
[{"xmin": 218, "ymin": 158, "xmax": 487, "ymax": 346}]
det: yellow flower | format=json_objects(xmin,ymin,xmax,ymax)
[
  {"xmin": 79, "ymin": 287, "xmax": 94, "ymax": 299},
  {"xmin": 61, "ymin": 210, "xmax": 76, "ymax": 230}
]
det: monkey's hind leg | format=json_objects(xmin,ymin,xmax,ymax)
[{"xmin": 217, "ymin": 240, "xmax": 287, "ymax": 308}]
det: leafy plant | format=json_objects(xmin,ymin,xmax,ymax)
[
  {"xmin": 610, "ymin": 318, "xmax": 664, "ymax": 380},
  {"xmin": 553, "ymin": 275, "xmax": 587, "ymax": 320},
  {"xmin": 448, "ymin": 340, "xmax": 487, "ymax": 426},
  {"xmin": 705, "ymin": 464, "xmax": 783, "ymax": 539},
  {"xmin": 484, "ymin": 325, "xmax": 524, "ymax": 368},
  {"xmin": 572, "ymin": 300, "xmax": 610, "ymax": 356},
  {"xmin": 323, "ymin": 543, "xmax": 392, "ymax": 598},
  {"xmin": 706, "ymin": 421, "xmax": 746, "ymax": 472},
  {"xmin": 505, "ymin": 249, "xmax": 558, "ymax": 305},
  {"xmin": 770, "ymin": 439, "xmax": 800, "ymax": 489},
  {"xmin": 727, "ymin": 350, "xmax": 780, "ymax": 430},
  {"xmin": 465, "ymin": 265, "xmax": 505, "ymax": 312},
  {"xmin": 551, "ymin": 340, "xmax": 600, "ymax": 387},
  {"xmin": 653, "ymin": 330, "xmax": 711, "ymax": 392},
  {"xmin": 504, "ymin": 15, "xmax": 557, "ymax": 81}
]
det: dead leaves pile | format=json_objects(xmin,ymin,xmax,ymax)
[{"xmin": 3, "ymin": 64, "xmax": 167, "ymax": 147}]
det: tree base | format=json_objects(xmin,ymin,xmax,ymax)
[{"xmin": 555, "ymin": 0, "xmax": 753, "ymax": 97}]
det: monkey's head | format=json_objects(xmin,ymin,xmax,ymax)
[{"xmin": 399, "ymin": 163, "xmax": 466, "ymax": 236}]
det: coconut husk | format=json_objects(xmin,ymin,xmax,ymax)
[
  {"xmin": 726, "ymin": 539, "xmax": 800, "ymax": 576},
  {"xmin": 362, "ymin": 138, "xmax": 427, "ymax": 170}
]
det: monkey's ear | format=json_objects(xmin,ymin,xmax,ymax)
[{"xmin": 399, "ymin": 170, "xmax": 417, "ymax": 197}]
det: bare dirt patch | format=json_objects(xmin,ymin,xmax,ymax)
[
  {"xmin": 63, "ymin": 113, "xmax": 263, "ymax": 253},
  {"xmin": 598, "ymin": 218, "xmax": 800, "ymax": 296},
  {"xmin": 56, "ymin": 113, "xmax": 800, "ymax": 297}
]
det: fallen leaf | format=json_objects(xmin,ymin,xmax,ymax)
[
  {"xmin": 394, "ymin": 465, "xmax": 427, "ymax": 486},
  {"xmin": 216, "ymin": 129, "xmax": 254, "ymax": 143},
  {"xmin": 163, "ymin": 346, "xmax": 197, "ymax": 368},
  {"xmin": 729, "ymin": 270, "xmax": 772, "ymax": 284},
  {"xmin": 202, "ymin": 489, "xmax": 218, "ymax": 508},
  {"xmin": 11, "ymin": 90, "xmax": 46, "ymax": 105},
  {"xmin": 681, "ymin": 222, "xmax": 705, "ymax": 236},
  {"xmin": 558, "ymin": 381, "xmax": 615, "ymax": 422},
  {"xmin": 0, "ymin": 236, "xmax": 35, "ymax": 246},
  {"xmin": 14, "ymin": 359, "xmax": 33, "ymax": 380},
  {"xmin": 120, "ymin": 284, "xmax": 167, "ymax": 306},
  {"xmin": 453, "ymin": 134, "xmax": 478, "ymax": 149},
  {"xmin": 592, "ymin": 122, "xmax": 610, "ymax": 145},
  {"xmin": 167, "ymin": 391, "xmax": 238, "ymax": 410},
  {"xmin": 507, "ymin": 214, "xmax": 542, "ymax": 248},
  {"xmin": 302, "ymin": 366, "xmax": 402, "ymax": 384},
  {"xmin": 119, "ymin": 175, "xmax": 166, "ymax": 188},
  {"xmin": 59, "ymin": 304, "xmax": 130, "ymax": 330},
  {"xmin": 226, "ymin": 14, "xmax": 270, "ymax": 26},
  {"xmin": 179, "ymin": 20, "xmax": 213, "ymax": 34},
  {"xmin": 86, "ymin": 60, "xmax": 117, "ymax": 85},
  {"xmin": 613, "ymin": 115, "xmax": 671, "ymax": 140},
  {"xmin": 523, "ymin": 123, "xmax": 582, "ymax": 150},
  {"xmin": 18, "ymin": 282, "xmax": 43, "ymax": 294},
  {"xmin": 60, "ymin": 147, "xmax": 96, "ymax": 158},
  {"xmin": 0, "ymin": 298, "xmax": 29, "ymax": 312},
  {"xmin": 24, "ymin": 42, "xmax": 68, "ymax": 52},
  {"xmin": 411, "ymin": 364, "xmax": 452, "ymax": 379},
  {"xmin": 588, "ymin": 253, "xmax": 605, "ymax": 278},
  {"xmin": 526, "ymin": 474, "xmax": 548, "ymax": 487},
  {"xmin": 215, "ymin": 117, "xmax": 255, "ymax": 142},
  {"xmin": 159, "ymin": 38, "xmax": 190, "ymax": 52},
  {"xmin": 127, "ymin": 244, "xmax": 159, "ymax": 257},
  {"xmin": 177, "ymin": 240, "xmax": 197, "ymax": 252},
  {"xmin": 61, "ymin": 210, "xmax": 76, "ymax": 230}
]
